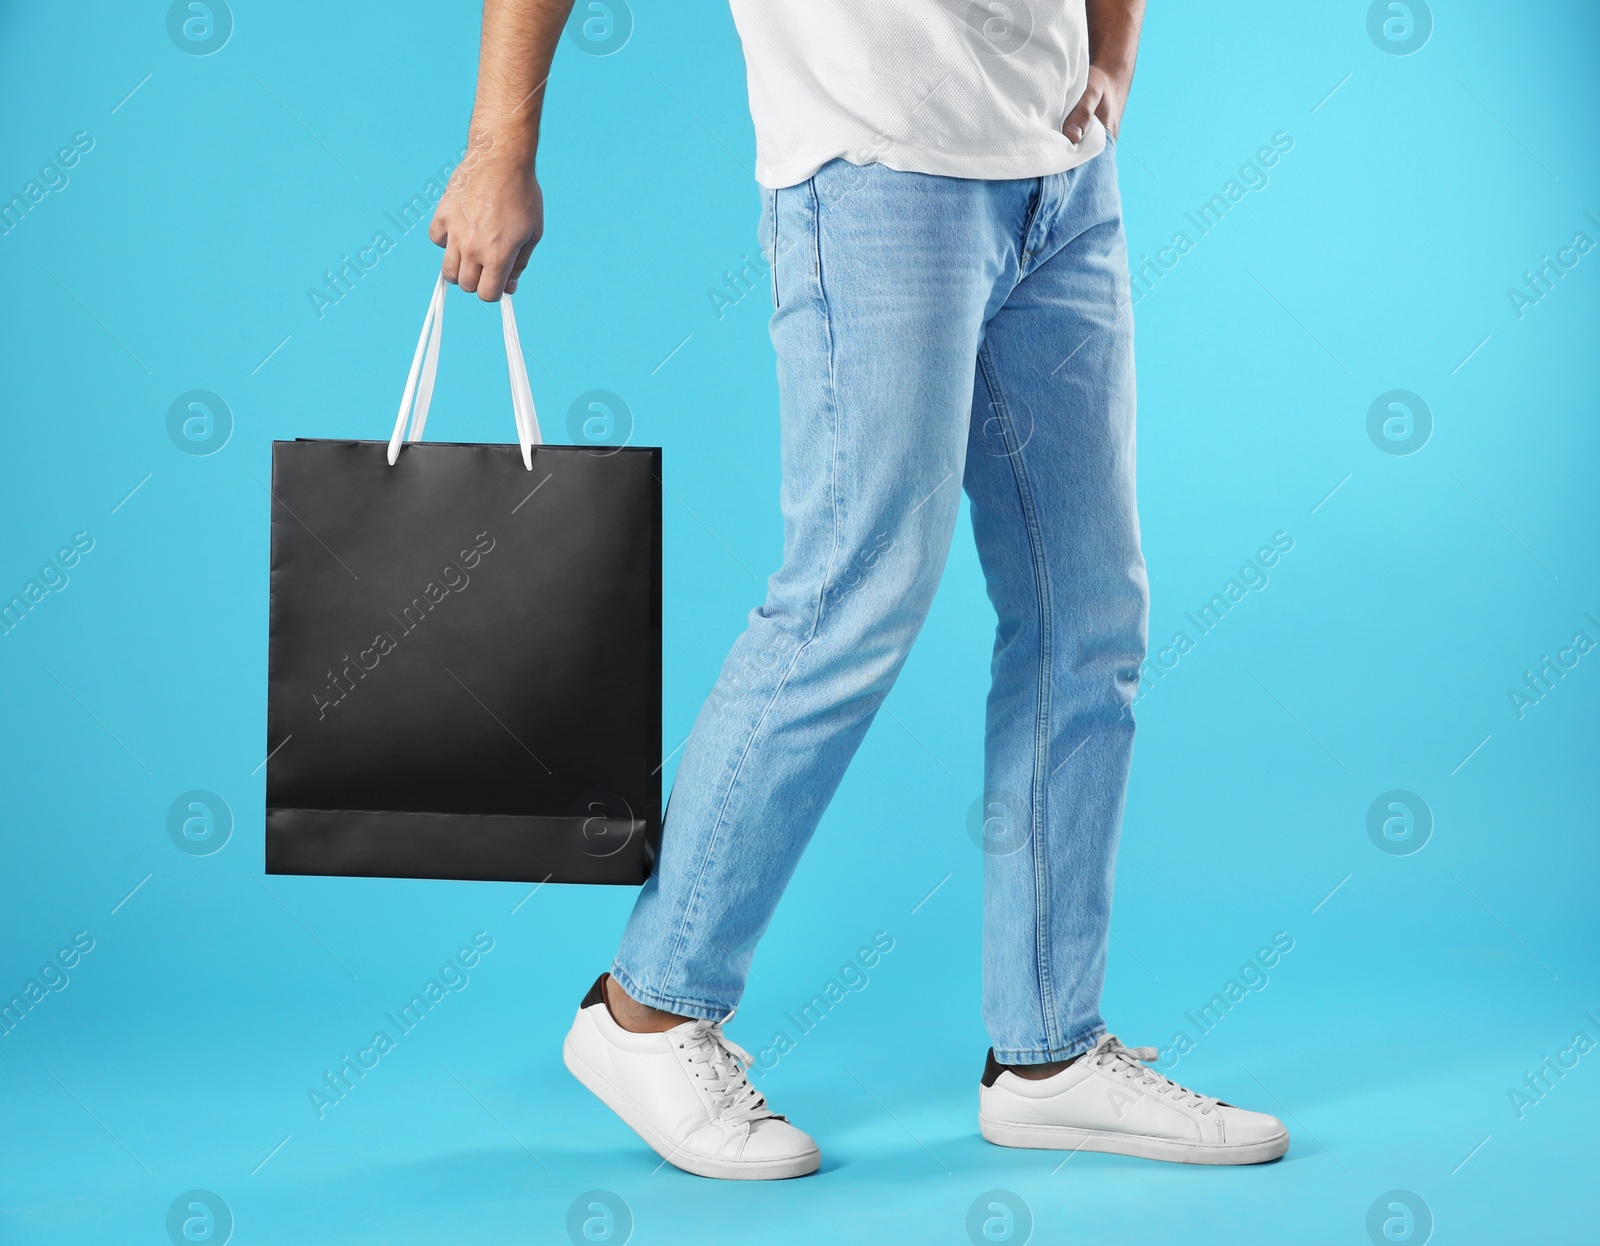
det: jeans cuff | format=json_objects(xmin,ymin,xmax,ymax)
[
  {"xmin": 991, "ymin": 1023, "xmax": 1105, "ymax": 1066},
  {"xmin": 608, "ymin": 961, "xmax": 730, "ymax": 1023}
]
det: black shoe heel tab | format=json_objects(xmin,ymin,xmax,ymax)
[
  {"xmin": 981, "ymin": 1048, "xmax": 1005, "ymax": 1087},
  {"xmin": 581, "ymin": 974, "xmax": 608, "ymax": 1010}
]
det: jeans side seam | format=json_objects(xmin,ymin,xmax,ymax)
[
  {"xmin": 810, "ymin": 174, "xmax": 844, "ymax": 637},
  {"xmin": 769, "ymin": 188, "xmax": 781, "ymax": 310},
  {"xmin": 653, "ymin": 178, "xmax": 841, "ymax": 1003},
  {"xmin": 977, "ymin": 343, "xmax": 1061, "ymax": 1057}
]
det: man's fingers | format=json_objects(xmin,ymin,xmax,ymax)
[
  {"xmin": 1094, "ymin": 87, "xmax": 1122, "ymax": 140},
  {"xmin": 1063, "ymin": 82, "xmax": 1101, "ymax": 143},
  {"xmin": 503, "ymin": 238, "xmax": 537, "ymax": 295},
  {"xmin": 444, "ymin": 238, "xmax": 534, "ymax": 298},
  {"xmin": 499, "ymin": 236, "xmax": 540, "ymax": 296},
  {"xmin": 509, "ymin": 237, "xmax": 537, "ymax": 282},
  {"xmin": 476, "ymin": 254, "xmax": 512, "ymax": 302},
  {"xmin": 428, "ymin": 210, "xmax": 449, "ymax": 248}
]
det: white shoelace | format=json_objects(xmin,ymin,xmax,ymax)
[
  {"xmin": 1087, "ymin": 1034, "xmax": 1219, "ymax": 1113},
  {"xmin": 677, "ymin": 1019, "xmax": 777, "ymax": 1125}
]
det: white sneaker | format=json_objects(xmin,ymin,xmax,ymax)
[
  {"xmin": 979, "ymin": 1034, "xmax": 1290, "ymax": 1165},
  {"xmin": 562, "ymin": 975, "xmax": 821, "ymax": 1180}
]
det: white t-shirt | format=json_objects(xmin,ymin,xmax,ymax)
[{"xmin": 728, "ymin": 0, "xmax": 1105, "ymax": 189}]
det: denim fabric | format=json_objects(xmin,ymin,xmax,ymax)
[{"xmin": 613, "ymin": 143, "xmax": 1145, "ymax": 1063}]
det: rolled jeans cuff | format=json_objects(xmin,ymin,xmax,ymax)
[
  {"xmin": 608, "ymin": 960, "xmax": 731, "ymax": 1023},
  {"xmin": 991, "ymin": 1023, "xmax": 1106, "ymax": 1066}
]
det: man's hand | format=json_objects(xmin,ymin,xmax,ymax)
[
  {"xmin": 1065, "ymin": 0, "xmax": 1145, "ymax": 143},
  {"xmin": 431, "ymin": 0, "xmax": 573, "ymax": 302},
  {"xmin": 1064, "ymin": 63, "xmax": 1132, "ymax": 143},
  {"xmin": 430, "ymin": 140, "xmax": 543, "ymax": 301}
]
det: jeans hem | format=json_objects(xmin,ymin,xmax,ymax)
[
  {"xmin": 991, "ymin": 1023, "xmax": 1105, "ymax": 1066},
  {"xmin": 608, "ymin": 961, "xmax": 730, "ymax": 1023}
]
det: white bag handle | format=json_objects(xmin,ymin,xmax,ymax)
[{"xmin": 387, "ymin": 273, "xmax": 542, "ymax": 470}]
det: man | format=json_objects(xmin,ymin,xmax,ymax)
[{"xmin": 431, "ymin": 0, "xmax": 1290, "ymax": 1179}]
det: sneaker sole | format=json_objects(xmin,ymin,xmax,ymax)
[
  {"xmin": 979, "ymin": 1115, "xmax": 1290, "ymax": 1165},
  {"xmin": 563, "ymin": 1034, "xmax": 821, "ymax": 1181}
]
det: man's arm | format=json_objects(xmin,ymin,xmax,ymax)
[
  {"xmin": 430, "ymin": 0, "xmax": 574, "ymax": 302},
  {"xmin": 1063, "ymin": 0, "xmax": 1145, "ymax": 143}
]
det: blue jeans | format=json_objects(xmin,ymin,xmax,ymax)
[{"xmin": 614, "ymin": 144, "xmax": 1145, "ymax": 1064}]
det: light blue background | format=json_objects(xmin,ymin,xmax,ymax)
[{"xmin": 2, "ymin": 2, "xmax": 1597, "ymax": 1243}]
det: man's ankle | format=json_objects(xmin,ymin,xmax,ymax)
[
  {"xmin": 601, "ymin": 973, "xmax": 696, "ymax": 1034},
  {"xmin": 1004, "ymin": 1054, "xmax": 1082, "ymax": 1081}
]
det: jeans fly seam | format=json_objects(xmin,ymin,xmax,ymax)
[
  {"xmin": 978, "ymin": 342, "xmax": 1061, "ymax": 1055},
  {"xmin": 1016, "ymin": 178, "xmax": 1046, "ymax": 280}
]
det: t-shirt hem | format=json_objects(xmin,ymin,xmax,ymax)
[{"xmin": 754, "ymin": 129, "xmax": 1107, "ymax": 190}]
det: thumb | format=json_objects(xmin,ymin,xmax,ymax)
[{"xmin": 1063, "ymin": 81, "xmax": 1102, "ymax": 143}]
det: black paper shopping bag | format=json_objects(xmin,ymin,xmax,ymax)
[{"xmin": 266, "ymin": 276, "xmax": 660, "ymax": 884}]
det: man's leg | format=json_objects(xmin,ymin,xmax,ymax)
[
  {"xmin": 565, "ymin": 164, "xmax": 1041, "ymax": 1182},
  {"xmin": 964, "ymin": 146, "xmax": 1293, "ymax": 1163},
  {"xmin": 613, "ymin": 161, "xmax": 1030, "ymax": 1019},
  {"xmin": 961, "ymin": 145, "xmax": 1147, "ymax": 1065}
]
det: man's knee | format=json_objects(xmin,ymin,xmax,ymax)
[{"xmin": 803, "ymin": 569, "xmax": 941, "ymax": 704}]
